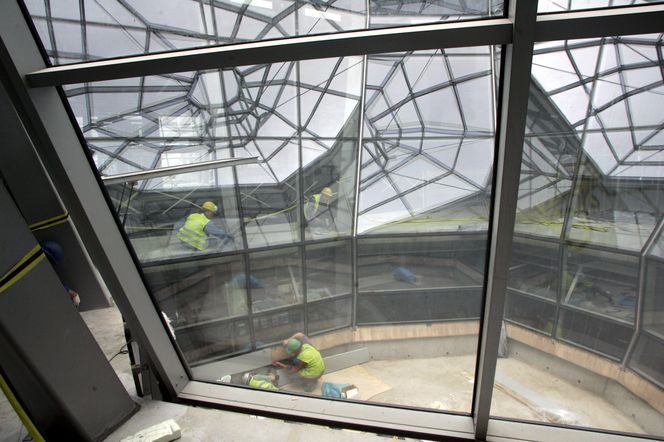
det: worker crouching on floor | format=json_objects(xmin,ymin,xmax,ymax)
[{"xmin": 274, "ymin": 332, "xmax": 325, "ymax": 392}]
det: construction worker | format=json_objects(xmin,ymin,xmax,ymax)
[
  {"xmin": 241, "ymin": 372, "xmax": 279, "ymax": 390},
  {"xmin": 40, "ymin": 240, "xmax": 81, "ymax": 308},
  {"xmin": 175, "ymin": 201, "xmax": 233, "ymax": 251},
  {"xmin": 304, "ymin": 186, "xmax": 334, "ymax": 221},
  {"xmin": 274, "ymin": 332, "xmax": 325, "ymax": 392}
]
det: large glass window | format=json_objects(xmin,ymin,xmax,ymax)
[
  {"xmin": 17, "ymin": 0, "xmax": 664, "ymax": 439},
  {"xmin": 494, "ymin": 33, "xmax": 664, "ymax": 438}
]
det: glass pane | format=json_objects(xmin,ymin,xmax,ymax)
[
  {"xmin": 508, "ymin": 238, "xmax": 561, "ymax": 301},
  {"xmin": 248, "ymin": 246, "xmax": 303, "ymax": 312},
  {"xmin": 563, "ymin": 245, "xmax": 638, "ymax": 324},
  {"xmin": 357, "ymin": 235, "xmax": 484, "ymax": 325},
  {"xmin": 357, "ymin": 236, "xmax": 486, "ymax": 293},
  {"xmin": 558, "ymin": 307, "xmax": 633, "ymax": 359},
  {"xmin": 177, "ymin": 318, "xmax": 251, "ymax": 364},
  {"xmin": 144, "ymin": 254, "xmax": 248, "ymax": 324},
  {"xmin": 369, "ymin": 1, "xmax": 503, "ymax": 28},
  {"xmin": 308, "ymin": 297, "xmax": 352, "ymax": 334},
  {"xmin": 504, "ymin": 291, "xmax": 556, "ymax": 334},
  {"xmin": 359, "ymin": 47, "xmax": 497, "ymax": 235},
  {"xmin": 21, "ymin": 0, "xmax": 504, "ymax": 65},
  {"xmin": 643, "ymin": 259, "xmax": 664, "ymax": 339},
  {"xmin": 493, "ymin": 34, "xmax": 664, "ymax": 438},
  {"xmin": 253, "ymin": 308, "xmax": 304, "ymax": 347},
  {"xmin": 539, "ymin": 0, "xmax": 664, "ymax": 13},
  {"xmin": 305, "ymin": 241, "xmax": 352, "ymax": 301},
  {"xmin": 628, "ymin": 333, "xmax": 664, "ymax": 387}
]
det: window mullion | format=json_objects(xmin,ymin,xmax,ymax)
[{"xmin": 472, "ymin": 0, "xmax": 538, "ymax": 439}]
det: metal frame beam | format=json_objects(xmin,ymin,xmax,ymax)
[
  {"xmin": 0, "ymin": 0, "xmax": 189, "ymax": 396},
  {"xmin": 101, "ymin": 157, "xmax": 258, "ymax": 185},
  {"xmin": 535, "ymin": 4, "xmax": 664, "ymax": 41},
  {"xmin": 26, "ymin": 18, "xmax": 513, "ymax": 87},
  {"xmin": 473, "ymin": 0, "xmax": 538, "ymax": 439}
]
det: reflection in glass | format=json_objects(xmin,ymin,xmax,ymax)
[
  {"xmin": 495, "ymin": 34, "xmax": 664, "ymax": 438},
  {"xmin": 305, "ymin": 241, "xmax": 352, "ymax": 301},
  {"xmin": 508, "ymin": 239, "xmax": 560, "ymax": 301},
  {"xmin": 563, "ymin": 246, "xmax": 637, "ymax": 323},
  {"xmin": 629, "ymin": 333, "xmax": 664, "ymax": 386},
  {"xmin": 558, "ymin": 308, "xmax": 633, "ymax": 359},
  {"xmin": 253, "ymin": 309, "xmax": 304, "ymax": 348},
  {"xmin": 359, "ymin": 48, "xmax": 496, "ymax": 234},
  {"xmin": 309, "ymin": 297, "xmax": 352, "ymax": 334},
  {"xmin": 106, "ymin": 182, "xmax": 242, "ymax": 262},
  {"xmin": 538, "ymin": 0, "xmax": 664, "ymax": 13},
  {"xmin": 143, "ymin": 254, "xmax": 249, "ymax": 363},
  {"xmin": 357, "ymin": 236, "xmax": 485, "ymax": 324},
  {"xmin": 23, "ymin": 0, "xmax": 503, "ymax": 65},
  {"xmin": 630, "ymin": 251, "xmax": 664, "ymax": 386},
  {"xmin": 249, "ymin": 247, "xmax": 302, "ymax": 312},
  {"xmin": 567, "ymin": 160, "xmax": 662, "ymax": 251},
  {"xmin": 643, "ymin": 259, "xmax": 664, "ymax": 338}
]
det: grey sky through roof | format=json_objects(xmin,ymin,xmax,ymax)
[{"xmin": 21, "ymin": 1, "xmax": 664, "ymax": 234}]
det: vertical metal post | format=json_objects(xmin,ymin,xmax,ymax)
[
  {"xmin": 473, "ymin": 0, "xmax": 538, "ymax": 439},
  {"xmin": 351, "ymin": 3, "xmax": 370, "ymax": 329},
  {"xmin": 1, "ymin": 0, "xmax": 189, "ymax": 394}
]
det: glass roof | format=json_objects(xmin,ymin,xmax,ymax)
[
  {"xmin": 22, "ymin": 0, "xmax": 503, "ymax": 66},
  {"xmin": 538, "ymin": 0, "xmax": 664, "ymax": 13},
  {"xmin": 74, "ymin": 56, "xmax": 362, "ymax": 188},
  {"xmin": 21, "ymin": 4, "xmax": 664, "ymax": 236},
  {"xmin": 530, "ymin": 34, "xmax": 664, "ymax": 179}
]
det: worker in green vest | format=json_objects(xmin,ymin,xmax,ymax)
[
  {"xmin": 304, "ymin": 186, "xmax": 334, "ymax": 221},
  {"xmin": 176, "ymin": 201, "xmax": 233, "ymax": 251},
  {"xmin": 274, "ymin": 332, "xmax": 325, "ymax": 392},
  {"xmin": 242, "ymin": 372, "xmax": 279, "ymax": 390}
]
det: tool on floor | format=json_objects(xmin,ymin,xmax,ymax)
[{"xmin": 120, "ymin": 419, "xmax": 181, "ymax": 442}]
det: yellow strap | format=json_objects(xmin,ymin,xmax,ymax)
[
  {"xmin": 0, "ymin": 245, "xmax": 45, "ymax": 294},
  {"xmin": 0, "ymin": 373, "xmax": 46, "ymax": 442},
  {"xmin": 28, "ymin": 211, "xmax": 69, "ymax": 232}
]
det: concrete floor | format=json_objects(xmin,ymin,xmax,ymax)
[{"xmin": 0, "ymin": 305, "xmax": 651, "ymax": 441}]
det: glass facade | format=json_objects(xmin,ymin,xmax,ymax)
[
  {"xmin": 17, "ymin": 0, "xmax": 664, "ymax": 440},
  {"xmin": 497, "ymin": 33, "xmax": 664, "ymax": 435}
]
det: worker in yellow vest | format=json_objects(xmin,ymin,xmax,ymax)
[
  {"xmin": 274, "ymin": 332, "xmax": 325, "ymax": 392},
  {"xmin": 304, "ymin": 186, "xmax": 334, "ymax": 221},
  {"xmin": 242, "ymin": 372, "xmax": 279, "ymax": 390},
  {"xmin": 175, "ymin": 201, "xmax": 233, "ymax": 251}
]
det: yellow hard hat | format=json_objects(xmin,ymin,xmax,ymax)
[
  {"xmin": 202, "ymin": 201, "xmax": 218, "ymax": 213},
  {"xmin": 321, "ymin": 187, "xmax": 334, "ymax": 197}
]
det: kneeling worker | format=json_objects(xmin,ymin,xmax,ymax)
[
  {"xmin": 274, "ymin": 332, "xmax": 325, "ymax": 392},
  {"xmin": 176, "ymin": 201, "xmax": 233, "ymax": 251}
]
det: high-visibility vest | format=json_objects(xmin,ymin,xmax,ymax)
[
  {"xmin": 304, "ymin": 194, "xmax": 322, "ymax": 220},
  {"xmin": 248, "ymin": 377, "xmax": 279, "ymax": 390},
  {"xmin": 176, "ymin": 213, "xmax": 210, "ymax": 250},
  {"xmin": 297, "ymin": 344, "xmax": 325, "ymax": 379}
]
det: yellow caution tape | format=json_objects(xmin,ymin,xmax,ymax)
[
  {"xmin": 28, "ymin": 211, "xmax": 69, "ymax": 232},
  {"xmin": 0, "ymin": 245, "xmax": 45, "ymax": 294},
  {"xmin": 0, "ymin": 372, "xmax": 46, "ymax": 442}
]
